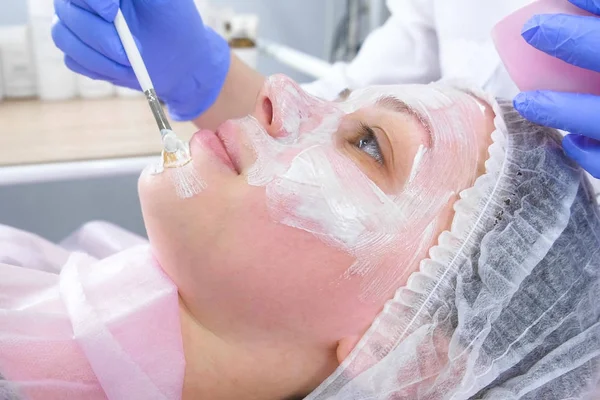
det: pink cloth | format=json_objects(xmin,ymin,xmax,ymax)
[{"xmin": 0, "ymin": 222, "xmax": 185, "ymax": 400}]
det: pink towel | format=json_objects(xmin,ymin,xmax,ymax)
[{"xmin": 0, "ymin": 223, "xmax": 185, "ymax": 400}]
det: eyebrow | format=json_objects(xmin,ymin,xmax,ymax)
[
  {"xmin": 335, "ymin": 90, "xmax": 433, "ymax": 146},
  {"xmin": 375, "ymin": 96, "xmax": 414, "ymax": 114},
  {"xmin": 375, "ymin": 96, "xmax": 433, "ymax": 147}
]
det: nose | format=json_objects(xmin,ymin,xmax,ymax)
[
  {"xmin": 252, "ymin": 75, "xmax": 314, "ymax": 140},
  {"xmin": 254, "ymin": 89, "xmax": 277, "ymax": 136}
]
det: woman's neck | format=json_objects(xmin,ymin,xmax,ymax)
[{"xmin": 177, "ymin": 297, "xmax": 335, "ymax": 400}]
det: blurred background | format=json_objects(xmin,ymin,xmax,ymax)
[{"xmin": 0, "ymin": 0, "xmax": 388, "ymax": 241}]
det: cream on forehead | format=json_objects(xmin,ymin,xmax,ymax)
[{"xmin": 240, "ymin": 76, "xmax": 490, "ymax": 299}]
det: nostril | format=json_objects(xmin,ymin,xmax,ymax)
[{"xmin": 263, "ymin": 97, "xmax": 274, "ymax": 126}]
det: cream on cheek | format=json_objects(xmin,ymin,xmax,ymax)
[{"xmin": 237, "ymin": 76, "xmax": 488, "ymax": 301}]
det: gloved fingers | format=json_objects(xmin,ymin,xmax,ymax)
[
  {"xmin": 64, "ymin": 55, "xmax": 142, "ymax": 90},
  {"xmin": 569, "ymin": 0, "xmax": 600, "ymax": 16},
  {"xmin": 563, "ymin": 134, "xmax": 600, "ymax": 178},
  {"xmin": 60, "ymin": 0, "xmax": 119, "ymax": 21},
  {"xmin": 514, "ymin": 91, "xmax": 600, "ymax": 140},
  {"xmin": 54, "ymin": 0, "xmax": 132, "ymax": 67},
  {"xmin": 52, "ymin": 21, "xmax": 135, "ymax": 83},
  {"xmin": 521, "ymin": 14, "xmax": 600, "ymax": 72},
  {"xmin": 64, "ymin": 55, "xmax": 108, "ymax": 80}
]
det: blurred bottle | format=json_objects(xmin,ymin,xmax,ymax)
[
  {"xmin": 27, "ymin": 0, "xmax": 77, "ymax": 100},
  {"xmin": 0, "ymin": 25, "xmax": 37, "ymax": 99},
  {"xmin": 212, "ymin": 6, "xmax": 236, "ymax": 38},
  {"xmin": 493, "ymin": 0, "xmax": 600, "ymax": 95},
  {"xmin": 228, "ymin": 14, "xmax": 259, "ymax": 69}
]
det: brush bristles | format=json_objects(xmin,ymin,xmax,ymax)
[
  {"xmin": 159, "ymin": 131, "xmax": 205, "ymax": 198},
  {"xmin": 162, "ymin": 149, "xmax": 192, "ymax": 168},
  {"xmin": 168, "ymin": 160, "xmax": 206, "ymax": 199},
  {"xmin": 162, "ymin": 150, "xmax": 182, "ymax": 167}
]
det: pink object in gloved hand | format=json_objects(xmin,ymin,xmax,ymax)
[{"xmin": 492, "ymin": 0, "xmax": 600, "ymax": 94}]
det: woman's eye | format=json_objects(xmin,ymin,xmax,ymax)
[{"xmin": 355, "ymin": 123, "xmax": 384, "ymax": 165}]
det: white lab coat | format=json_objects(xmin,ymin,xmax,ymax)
[{"xmin": 304, "ymin": 0, "xmax": 534, "ymax": 100}]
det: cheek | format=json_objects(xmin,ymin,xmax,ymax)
[
  {"xmin": 138, "ymin": 170, "xmax": 177, "ymax": 249},
  {"xmin": 159, "ymin": 183, "xmax": 378, "ymax": 342},
  {"xmin": 138, "ymin": 167, "xmax": 238, "ymax": 288},
  {"xmin": 138, "ymin": 150, "xmax": 385, "ymax": 342}
]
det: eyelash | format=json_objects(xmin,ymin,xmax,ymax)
[{"xmin": 354, "ymin": 123, "xmax": 384, "ymax": 165}]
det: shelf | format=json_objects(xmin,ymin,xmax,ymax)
[{"xmin": 0, "ymin": 97, "xmax": 195, "ymax": 167}]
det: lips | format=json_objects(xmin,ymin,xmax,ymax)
[
  {"xmin": 190, "ymin": 128, "xmax": 239, "ymax": 173},
  {"xmin": 215, "ymin": 121, "xmax": 244, "ymax": 174}
]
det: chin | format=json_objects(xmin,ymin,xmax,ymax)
[
  {"xmin": 138, "ymin": 166, "xmax": 168, "ymax": 204},
  {"xmin": 137, "ymin": 164, "xmax": 197, "ymax": 220}
]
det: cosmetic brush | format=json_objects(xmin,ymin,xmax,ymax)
[{"xmin": 114, "ymin": 10, "xmax": 204, "ymax": 197}]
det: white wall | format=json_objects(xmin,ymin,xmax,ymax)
[{"xmin": 0, "ymin": 0, "xmax": 27, "ymax": 26}]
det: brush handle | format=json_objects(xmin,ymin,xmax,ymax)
[
  {"xmin": 114, "ymin": 9, "xmax": 153, "ymax": 92},
  {"xmin": 145, "ymin": 88, "xmax": 173, "ymax": 134},
  {"xmin": 114, "ymin": 10, "xmax": 172, "ymax": 134}
]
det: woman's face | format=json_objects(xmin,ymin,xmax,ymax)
[{"xmin": 138, "ymin": 76, "xmax": 494, "ymax": 346}]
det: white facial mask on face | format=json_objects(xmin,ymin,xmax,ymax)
[{"xmin": 237, "ymin": 75, "xmax": 489, "ymax": 300}]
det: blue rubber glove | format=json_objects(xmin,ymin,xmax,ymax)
[
  {"xmin": 52, "ymin": 0, "xmax": 231, "ymax": 121},
  {"xmin": 513, "ymin": 0, "xmax": 600, "ymax": 178}
]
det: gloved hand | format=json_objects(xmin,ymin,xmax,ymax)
[
  {"xmin": 52, "ymin": 0, "xmax": 231, "ymax": 121},
  {"xmin": 513, "ymin": 0, "xmax": 600, "ymax": 178}
]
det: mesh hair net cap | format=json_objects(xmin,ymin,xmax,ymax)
[{"xmin": 306, "ymin": 99, "xmax": 600, "ymax": 400}]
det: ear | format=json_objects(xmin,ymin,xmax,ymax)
[{"xmin": 336, "ymin": 335, "xmax": 362, "ymax": 364}]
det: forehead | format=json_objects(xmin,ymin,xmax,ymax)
[{"xmin": 339, "ymin": 83, "xmax": 470, "ymax": 113}]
